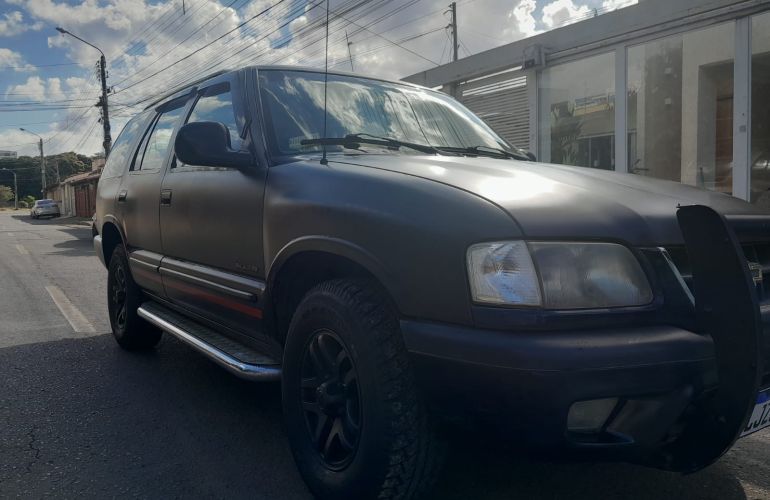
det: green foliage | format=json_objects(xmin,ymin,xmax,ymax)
[
  {"xmin": 18, "ymin": 200, "xmax": 28, "ymax": 209},
  {"xmin": 23, "ymin": 195, "xmax": 35, "ymax": 206},
  {"xmin": 0, "ymin": 185, "xmax": 13, "ymax": 203},
  {"xmin": 0, "ymin": 153, "xmax": 93, "ymax": 198}
]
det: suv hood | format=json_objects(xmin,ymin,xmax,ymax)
[{"xmin": 334, "ymin": 155, "xmax": 770, "ymax": 246}]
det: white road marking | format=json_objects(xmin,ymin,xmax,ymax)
[
  {"xmin": 15, "ymin": 244, "xmax": 27, "ymax": 255},
  {"xmin": 45, "ymin": 285, "xmax": 96, "ymax": 334}
]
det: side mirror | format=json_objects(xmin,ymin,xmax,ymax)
[{"xmin": 174, "ymin": 121, "xmax": 252, "ymax": 169}]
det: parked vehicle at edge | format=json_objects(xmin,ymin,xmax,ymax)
[
  {"xmin": 30, "ymin": 199, "xmax": 60, "ymax": 219},
  {"xmin": 93, "ymin": 66, "xmax": 770, "ymax": 499}
]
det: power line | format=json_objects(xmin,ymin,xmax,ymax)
[
  {"xmin": 109, "ymin": 0, "xmax": 250, "ymax": 89},
  {"xmin": 118, "ymin": 0, "xmax": 405, "ymax": 104},
  {"xmin": 119, "ymin": 0, "xmax": 323, "ymax": 106},
  {"xmin": 112, "ymin": 0, "xmax": 292, "ymax": 95},
  {"xmin": 1, "ymin": 62, "xmax": 81, "ymax": 70}
]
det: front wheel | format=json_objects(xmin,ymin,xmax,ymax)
[
  {"xmin": 282, "ymin": 280, "xmax": 444, "ymax": 500},
  {"xmin": 107, "ymin": 245, "xmax": 162, "ymax": 350}
]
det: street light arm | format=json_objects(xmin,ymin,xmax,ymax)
[
  {"xmin": 19, "ymin": 128, "xmax": 43, "ymax": 140},
  {"xmin": 55, "ymin": 27, "xmax": 105, "ymax": 58}
]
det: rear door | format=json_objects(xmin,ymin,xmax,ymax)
[
  {"xmin": 119, "ymin": 96, "xmax": 191, "ymax": 297},
  {"xmin": 158, "ymin": 71, "xmax": 269, "ymax": 339}
]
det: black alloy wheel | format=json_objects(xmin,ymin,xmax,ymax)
[
  {"xmin": 283, "ymin": 279, "xmax": 445, "ymax": 500},
  {"xmin": 300, "ymin": 329, "xmax": 362, "ymax": 470},
  {"xmin": 107, "ymin": 245, "xmax": 162, "ymax": 350},
  {"xmin": 110, "ymin": 261, "xmax": 128, "ymax": 331}
]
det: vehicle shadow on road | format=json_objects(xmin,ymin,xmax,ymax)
[
  {"xmin": 8, "ymin": 215, "xmax": 96, "ymax": 258},
  {"xmin": 0, "ymin": 333, "xmax": 309, "ymax": 499},
  {"xmin": 49, "ymin": 227, "xmax": 96, "ymax": 258},
  {"xmin": 0, "ymin": 333, "xmax": 758, "ymax": 500},
  {"xmin": 10, "ymin": 214, "xmax": 64, "ymax": 226}
]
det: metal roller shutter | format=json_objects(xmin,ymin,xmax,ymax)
[{"xmin": 459, "ymin": 73, "xmax": 529, "ymax": 150}]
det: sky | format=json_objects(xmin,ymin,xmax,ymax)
[{"xmin": 0, "ymin": 0, "xmax": 637, "ymax": 157}]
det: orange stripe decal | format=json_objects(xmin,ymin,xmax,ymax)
[{"xmin": 164, "ymin": 276, "xmax": 263, "ymax": 319}]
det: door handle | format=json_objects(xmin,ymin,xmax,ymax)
[
  {"xmin": 160, "ymin": 189, "xmax": 172, "ymax": 206},
  {"xmin": 117, "ymin": 190, "xmax": 127, "ymax": 202}
]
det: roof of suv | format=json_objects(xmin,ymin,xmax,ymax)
[{"xmin": 143, "ymin": 66, "xmax": 431, "ymax": 111}]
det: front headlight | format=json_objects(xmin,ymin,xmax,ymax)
[{"xmin": 467, "ymin": 241, "xmax": 653, "ymax": 309}]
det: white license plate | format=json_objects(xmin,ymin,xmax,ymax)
[{"xmin": 740, "ymin": 390, "xmax": 770, "ymax": 438}]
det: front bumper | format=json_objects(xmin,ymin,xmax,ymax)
[
  {"xmin": 34, "ymin": 208, "xmax": 60, "ymax": 216},
  {"xmin": 402, "ymin": 320, "xmax": 719, "ymax": 457},
  {"xmin": 403, "ymin": 205, "xmax": 768, "ymax": 472}
]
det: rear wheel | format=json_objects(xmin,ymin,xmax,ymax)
[
  {"xmin": 107, "ymin": 245, "xmax": 162, "ymax": 350},
  {"xmin": 282, "ymin": 280, "xmax": 444, "ymax": 500}
]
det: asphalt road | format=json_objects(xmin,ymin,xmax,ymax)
[{"xmin": 0, "ymin": 211, "xmax": 768, "ymax": 500}]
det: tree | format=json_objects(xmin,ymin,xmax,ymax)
[
  {"xmin": 0, "ymin": 185, "xmax": 13, "ymax": 203},
  {"xmin": 0, "ymin": 152, "xmax": 92, "ymax": 198}
]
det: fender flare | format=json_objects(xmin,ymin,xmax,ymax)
[
  {"xmin": 98, "ymin": 214, "xmax": 129, "ymax": 262},
  {"xmin": 266, "ymin": 235, "xmax": 402, "ymax": 305}
]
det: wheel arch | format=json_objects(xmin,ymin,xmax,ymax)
[
  {"xmin": 265, "ymin": 236, "xmax": 401, "ymax": 344},
  {"xmin": 100, "ymin": 219, "xmax": 126, "ymax": 267}
]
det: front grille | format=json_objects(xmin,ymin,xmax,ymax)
[{"xmin": 665, "ymin": 242, "xmax": 770, "ymax": 303}]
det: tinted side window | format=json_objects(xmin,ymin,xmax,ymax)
[
  {"xmin": 102, "ymin": 112, "xmax": 150, "ymax": 178},
  {"xmin": 137, "ymin": 103, "xmax": 187, "ymax": 171},
  {"xmin": 187, "ymin": 85, "xmax": 242, "ymax": 151}
]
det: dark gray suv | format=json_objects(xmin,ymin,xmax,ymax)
[{"xmin": 94, "ymin": 66, "xmax": 770, "ymax": 499}]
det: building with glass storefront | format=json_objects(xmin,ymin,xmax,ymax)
[{"xmin": 403, "ymin": 0, "xmax": 770, "ymax": 208}]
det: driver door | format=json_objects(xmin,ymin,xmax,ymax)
[{"xmin": 158, "ymin": 72, "xmax": 269, "ymax": 340}]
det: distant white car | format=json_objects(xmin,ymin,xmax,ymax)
[{"xmin": 30, "ymin": 199, "xmax": 60, "ymax": 219}]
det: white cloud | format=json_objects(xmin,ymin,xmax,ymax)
[
  {"xmin": 0, "ymin": 11, "xmax": 44, "ymax": 37},
  {"xmin": 602, "ymin": 0, "xmax": 637, "ymax": 11},
  {"xmin": 0, "ymin": 48, "xmax": 34, "ymax": 71},
  {"xmin": 2, "ymin": 0, "xmax": 628, "ymax": 156},
  {"xmin": 6, "ymin": 76, "xmax": 49, "ymax": 100},
  {"xmin": 541, "ymin": 0, "xmax": 592, "ymax": 29},
  {"xmin": 508, "ymin": 0, "xmax": 540, "ymax": 39}
]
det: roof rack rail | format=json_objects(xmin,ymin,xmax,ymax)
[{"xmin": 143, "ymin": 68, "xmax": 232, "ymax": 110}]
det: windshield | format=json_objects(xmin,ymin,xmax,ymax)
[{"xmin": 257, "ymin": 69, "xmax": 512, "ymax": 157}]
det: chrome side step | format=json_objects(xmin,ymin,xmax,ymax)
[{"xmin": 137, "ymin": 302, "xmax": 281, "ymax": 381}]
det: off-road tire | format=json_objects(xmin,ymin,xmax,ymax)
[
  {"xmin": 107, "ymin": 245, "xmax": 162, "ymax": 350},
  {"xmin": 282, "ymin": 279, "xmax": 445, "ymax": 500}
]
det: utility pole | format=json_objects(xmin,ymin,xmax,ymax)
[
  {"xmin": 97, "ymin": 54, "xmax": 112, "ymax": 156},
  {"xmin": 345, "ymin": 31, "xmax": 354, "ymax": 72},
  {"xmin": 38, "ymin": 137, "xmax": 46, "ymax": 192},
  {"xmin": 450, "ymin": 2, "xmax": 458, "ymax": 63},
  {"xmin": 19, "ymin": 128, "xmax": 45, "ymax": 194},
  {"xmin": 56, "ymin": 27, "xmax": 111, "ymax": 157},
  {"xmin": 447, "ymin": 2, "xmax": 459, "ymax": 97}
]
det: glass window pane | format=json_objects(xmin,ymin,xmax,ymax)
[
  {"xmin": 538, "ymin": 52, "xmax": 615, "ymax": 170},
  {"xmin": 102, "ymin": 111, "xmax": 151, "ymax": 179},
  {"xmin": 258, "ymin": 70, "xmax": 511, "ymax": 156},
  {"xmin": 188, "ymin": 87, "xmax": 242, "ymax": 151},
  {"xmin": 139, "ymin": 105, "xmax": 186, "ymax": 171},
  {"xmin": 627, "ymin": 22, "xmax": 735, "ymax": 193},
  {"xmin": 751, "ymin": 12, "xmax": 770, "ymax": 207}
]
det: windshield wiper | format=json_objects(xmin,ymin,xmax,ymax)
[
  {"xmin": 435, "ymin": 145, "xmax": 532, "ymax": 161},
  {"xmin": 301, "ymin": 133, "xmax": 439, "ymax": 154}
]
